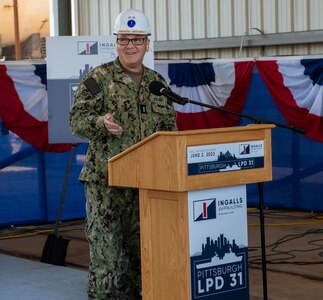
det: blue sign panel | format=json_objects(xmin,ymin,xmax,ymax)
[{"xmin": 188, "ymin": 186, "xmax": 249, "ymax": 300}]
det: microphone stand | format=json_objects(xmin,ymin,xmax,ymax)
[
  {"xmin": 171, "ymin": 95, "xmax": 305, "ymax": 300},
  {"xmin": 173, "ymin": 96, "xmax": 305, "ymax": 134}
]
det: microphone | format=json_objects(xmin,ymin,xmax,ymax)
[{"xmin": 149, "ymin": 81, "xmax": 188, "ymax": 105}]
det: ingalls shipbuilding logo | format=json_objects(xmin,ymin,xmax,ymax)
[
  {"xmin": 239, "ymin": 144, "xmax": 250, "ymax": 155},
  {"xmin": 193, "ymin": 199, "xmax": 216, "ymax": 222},
  {"xmin": 78, "ymin": 41, "xmax": 98, "ymax": 55}
]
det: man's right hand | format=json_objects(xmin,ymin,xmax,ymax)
[{"xmin": 103, "ymin": 113, "xmax": 124, "ymax": 137}]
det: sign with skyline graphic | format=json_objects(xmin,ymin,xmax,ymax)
[
  {"xmin": 187, "ymin": 140, "xmax": 264, "ymax": 176},
  {"xmin": 46, "ymin": 35, "xmax": 154, "ymax": 143},
  {"xmin": 188, "ymin": 185, "xmax": 249, "ymax": 299}
]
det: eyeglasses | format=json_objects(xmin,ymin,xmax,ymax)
[{"xmin": 116, "ymin": 37, "xmax": 147, "ymax": 46}]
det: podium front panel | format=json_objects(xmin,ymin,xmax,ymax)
[{"xmin": 139, "ymin": 189, "xmax": 190, "ymax": 300}]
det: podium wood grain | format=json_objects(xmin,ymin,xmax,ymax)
[{"xmin": 140, "ymin": 190, "xmax": 189, "ymax": 299}]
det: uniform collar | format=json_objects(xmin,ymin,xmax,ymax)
[{"xmin": 113, "ymin": 58, "xmax": 147, "ymax": 86}]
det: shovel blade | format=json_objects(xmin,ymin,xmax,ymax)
[{"xmin": 40, "ymin": 233, "xmax": 70, "ymax": 266}]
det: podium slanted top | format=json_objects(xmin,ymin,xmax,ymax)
[{"xmin": 108, "ymin": 124, "xmax": 275, "ymax": 192}]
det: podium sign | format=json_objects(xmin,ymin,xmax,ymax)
[
  {"xmin": 187, "ymin": 140, "xmax": 264, "ymax": 175},
  {"xmin": 188, "ymin": 185, "xmax": 249, "ymax": 300}
]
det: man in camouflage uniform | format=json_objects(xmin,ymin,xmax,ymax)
[{"xmin": 69, "ymin": 9, "xmax": 177, "ymax": 300}]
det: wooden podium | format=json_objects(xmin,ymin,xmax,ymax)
[{"xmin": 108, "ymin": 124, "xmax": 274, "ymax": 300}]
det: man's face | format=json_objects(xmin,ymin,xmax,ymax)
[{"xmin": 116, "ymin": 34, "xmax": 149, "ymax": 70}]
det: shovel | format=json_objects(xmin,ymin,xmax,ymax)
[{"xmin": 40, "ymin": 145, "xmax": 75, "ymax": 266}]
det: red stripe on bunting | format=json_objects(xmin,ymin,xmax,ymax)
[
  {"xmin": 0, "ymin": 65, "xmax": 71, "ymax": 152},
  {"xmin": 256, "ymin": 60, "xmax": 323, "ymax": 142},
  {"xmin": 176, "ymin": 61, "xmax": 254, "ymax": 131}
]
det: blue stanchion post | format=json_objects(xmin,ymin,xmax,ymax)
[
  {"xmin": 37, "ymin": 150, "xmax": 48, "ymax": 221},
  {"xmin": 292, "ymin": 131, "xmax": 301, "ymax": 207}
]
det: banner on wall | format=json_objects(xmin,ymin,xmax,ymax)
[
  {"xmin": 0, "ymin": 63, "xmax": 72, "ymax": 152},
  {"xmin": 155, "ymin": 58, "xmax": 323, "ymax": 142},
  {"xmin": 46, "ymin": 35, "xmax": 154, "ymax": 143},
  {"xmin": 256, "ymin": 58, "xmax": 323, "ymax": 142},
  {"xmin": 154, "ymin": 60, "xmax": 254, "ymax": 131}
]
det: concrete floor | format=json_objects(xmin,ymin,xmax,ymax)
[
  {"xmin": 1, "ymin": 210, "xmax": 323, "ymax": 299},
  {"xmin": 0, "ymin": 254, "xmax": 88, "ymax": 300},
  {"xmin": 247, "ymin": 209, "xmax": 323, "ymax": 300}
]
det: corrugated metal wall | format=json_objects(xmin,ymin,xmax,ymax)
[{"xmin": 75, "ymin": 0, "xmax": 323, "ymax": 59}]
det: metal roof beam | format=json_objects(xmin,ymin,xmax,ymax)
[{"xmin": 154, "ymin": 30, "xmax": 323, "ymax": 52}]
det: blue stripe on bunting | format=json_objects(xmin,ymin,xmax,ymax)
[
  {"xmin": 168, "ymin": 63, "xmax": 215, "ymax": 87},
  {"xmin": 300, "ymin": 59, "xmax": 323, "ymax": 86},
  {"xmin": 34, "ymin": 64, "xmax": 47, "ymax": 87}
]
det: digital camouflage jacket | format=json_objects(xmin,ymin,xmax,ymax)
[{"xmin": 69, "ymin": 58, "xmax": 177, "ymax": 184}]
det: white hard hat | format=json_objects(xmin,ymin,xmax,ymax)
[{"xmin": 113, "ymin": 9, "xmax": 151, "ymax": 36}]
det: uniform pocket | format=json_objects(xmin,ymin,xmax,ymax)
[{"xmin": 151, "ymin": 99, "xmax": 169, "ymax": 115}]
